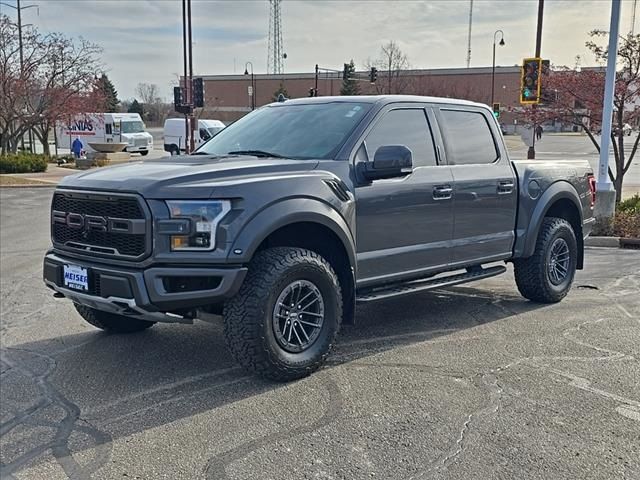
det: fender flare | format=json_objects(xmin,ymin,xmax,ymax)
[
  {"xmin": 228, "ymin": 198, "xmax": 357, "ymax": 273},
  {"xmin": 519, "ymin": 181, "xmax": 583, "ymax": 259}
]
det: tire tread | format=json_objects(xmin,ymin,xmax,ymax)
[{"xmin": 223, "ymin": 247, "xmax": 342, "ymax": 382}]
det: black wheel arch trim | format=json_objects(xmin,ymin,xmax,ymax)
[
  {"xmin": 228, "ymin": 198, "xmax": 357, "ymax": 276},
  {"xmin": 515, "ymin": 180, "xmax": 584, "ymax": 260}
]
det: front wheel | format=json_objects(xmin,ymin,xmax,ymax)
[
  {"xmin": 74, "ymin": 304, "xmax": 156, "ymax": 333},
  {"xmin": 140, "ymin": 150, "xmax": 149, "ymax": 156},
  {"xmin": 514, "ymin": 217, "xmax": 578, "ymax": 303},
  {"xmin": 223, "ymin": 247, "xmax": 343, "ymax": 381}
]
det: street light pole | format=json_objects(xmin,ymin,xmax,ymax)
[
  {"xmin": 595, "ymin": 0, "xmax": 621, "ymax": 220},
  {"xmin": 491, "ymin": 30, "xmax": 505, "ymax": 106},
  {"xmin": 244, "ymin": 62, "xmax": 255, "ymax": 110}
]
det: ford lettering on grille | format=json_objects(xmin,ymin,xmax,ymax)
[{"xmin": 52, "ymin": 211, "xmax": 145, "ymax": 234}]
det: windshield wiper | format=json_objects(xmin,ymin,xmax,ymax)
[{"xmin": 227, "ymin": 150, "xmax": 285, "ymax": 158}]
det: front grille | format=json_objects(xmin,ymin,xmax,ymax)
[
  {"xmin": 52, "ymin": 192, "xmax": 149, "ymax": 260},
  {"xmin": 134, "ymin": 139, "xmax": 147, "ymax": 147}
]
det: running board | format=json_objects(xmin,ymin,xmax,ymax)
[{"xmin": 356, "ymin": 265, "xmax": 507, "ymax": 303}]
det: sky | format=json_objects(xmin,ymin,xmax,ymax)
[{"xmin": 1, "ymin": 0, "xmax": 636, "ymax": 100}]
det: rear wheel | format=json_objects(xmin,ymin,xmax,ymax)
[
  {"xmin": 514, "ymin": 217, "xmax": 577, "ymax": 303},
  {"xmin": 170, "ymin": 145, "xmax": 180, "ymax": 156},
  {"xmin": 74, "ymin": 304, "xmax": 155, "ymax": 333},
  {"xmin": 224, "ymin": 247, "xmax": 342, "ymax": 381}
]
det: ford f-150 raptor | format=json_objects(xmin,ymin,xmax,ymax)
[{"xmin": 44, "ymin": 96, "xmax": 596, "ymax": 381}]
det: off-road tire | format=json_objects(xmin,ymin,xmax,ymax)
[
  {"xmin": 74, "ymin": 304, "xmax": 156, "ymax": 333},
  {"xmin": 514, "ymin": 217, "xmax": 578, "ymax": 303},
  {"xmin": 223, "ymin": 247, "xmax": 343, "ymax": 382}
]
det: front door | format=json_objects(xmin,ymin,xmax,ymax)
[
  {"xmin": 435, "ymin": 107, "xmax": 517, "ymax": 266},
  {"xmin": 355, "ymin": 107, "xmax": 454, "ymax": 287}
]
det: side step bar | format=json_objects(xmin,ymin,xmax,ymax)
[{"xmin": 356, "ymin": 265, "xmax": 507, "ymax": 303}]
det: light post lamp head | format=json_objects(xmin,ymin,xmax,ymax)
[
  {"xmin": 494, "ymin": 30, "xmax": 505, "ymax": 46},
  {"xmin": 244, "ymin": 68, "xmax": 249, "ymax": 75},
  {"xmin": 499, "ymin": 38, "xmax": 505, "ymax": 46}
]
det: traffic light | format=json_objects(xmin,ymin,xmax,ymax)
[
  {"xmin": 539, "ymin": 60, "xmax": 553, "ymax": 104},
  {"xmin": 193, "ymin": 78, "xmax": 204, "ymax": 108},
  {"xmin": 342, "ymin": 63, "xmax": 349, "ymax": 81},
  {"xmin": 520, "ymin": 57, "xmax": 542, "ymax": 104},
  {"xmin": 492, "ymin": 102, "xmax": 500, "ymax": 118},
  {"xmin": 369, "ymin": 67, "xmax": 378, "ymax": 83},
  {"xmin": 173, "ymin": 86, "xmax": 183, "ymax": 110}
]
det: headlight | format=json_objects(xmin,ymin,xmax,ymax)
[{"xmin": 166, "ymin": 200, "xmax": 231, "ymax": 251}]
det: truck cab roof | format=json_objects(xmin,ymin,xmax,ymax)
[{"xmin": 271, "ymin": 95, "xmax": 489, "ymax": 110}]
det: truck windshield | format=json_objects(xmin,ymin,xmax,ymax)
[
  {"xmin": 197, "ymin": 102, "xmax": 371, "ymax": 159},
  {"xmin": 121, "ymin": 121, "xmax": 144, "ymax": 134}
]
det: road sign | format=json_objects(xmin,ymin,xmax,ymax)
[{"xmin": 248, "ymin": 85, "xmax": 254, "ymax": 96}]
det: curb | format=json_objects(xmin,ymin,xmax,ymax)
[
  {"xmin": 585, "ymin": 237, "xmax": 640, "ymax": 249},
  {"xmin": 0, "ymin": 183, "xmax": 57, "ymax": 189},
  {"xmin": 585, "ymin": 237, "xmax": 620, "ymax": 248}
]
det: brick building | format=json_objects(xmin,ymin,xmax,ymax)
[{"xmin": 197, "ymin": 66, "xmax": 523, "ymax": 125}]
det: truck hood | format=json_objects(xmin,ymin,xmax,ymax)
[{"xmin": 58, "ymin": 155, "xmax": 320, "ymax": 199}]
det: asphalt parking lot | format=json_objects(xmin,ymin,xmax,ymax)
[{"xmin": 0, "ymin": 188, "xmax": 638, "ymax": 480}]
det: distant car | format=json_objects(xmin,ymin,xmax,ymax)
[{"xmin": 163, "ymin": 118, "xmax": 225, "ymax": 155}]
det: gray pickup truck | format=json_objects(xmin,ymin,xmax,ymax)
[{"xmin": 43, "ymin": 96, "xmax": 596, "ymax": 381}]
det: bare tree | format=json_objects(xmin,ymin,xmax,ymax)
[
  {"xmin": 0, "ymin": 15, "xmax": 104, "ymax": 155},
  {"xmin": 365, "ymin": 41, "xmax": 412, "ymax": 94},
  {"xmin": 135, "ymin": 82, "xmax": 165, "ymax": 124}
]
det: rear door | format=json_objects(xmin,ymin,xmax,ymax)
[
  {"xmin": 355, "ymin": 105, "xmax": 454, "ymax": 286},
  {"xmin": 435, "ymin": 106, "xmax": 517, "ymax": 266}
]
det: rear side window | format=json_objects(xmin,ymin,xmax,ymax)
[
  {"xmin": 439, "ymin": 109, "xmax": 498, "ymax": 165},
  {"xmin": 365, "ymin": 109, "xmax": 437, "ymax": 167}
]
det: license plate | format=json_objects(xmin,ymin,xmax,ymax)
[{"xmin": 63, "ymin": 264, "xmax": 89, "ymax": 291}]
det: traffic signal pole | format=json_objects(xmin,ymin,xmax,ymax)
[
  {"xmin": 181, "ymin": 0, "xmax": 189, "ymax": 153},
  {"xmin": 187, "ymin": 0, "xmax": 195, "ymax": 154},
  {"xmin": 527, "ymin": 0, "xmax": 544, "ymax": 160}
]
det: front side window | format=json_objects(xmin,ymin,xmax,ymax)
[
  {"xmin": 121, "ymin": 121, "xmax": 144, "ymax": 134},
  {"xmin": 364, "ymin": 109, "xmax": 437, "ymax": 167},
  {"xmin": 197, "ymin": 102, "xmax": 371, "ymax": 160},
  {"xmin": 439, "ymin": 109, "xmax": 498, "ymax": 165}
]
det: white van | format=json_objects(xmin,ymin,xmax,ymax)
[
  {"xmin": 163, "ymin": 118, "xmax": 225, "ymax": 155},
  {"xmin": 57, "ymin": 113, "xmax": 153, "ymax": 155}
]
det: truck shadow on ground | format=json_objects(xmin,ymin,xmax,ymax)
[{"xmin": 0, "ymin": 284, "xmax": 547, "ymax": 477}]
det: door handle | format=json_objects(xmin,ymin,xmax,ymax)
[
  {"xmin": 497, "ymin": 181, "xmax": 514, "ymax": 194},
  {"xmin": 433, "ymin": 185, "xmax": 453, "ymax": 200}
]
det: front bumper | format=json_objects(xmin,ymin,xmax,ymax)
[
  {"xmin": 43, "ymin": 251, "xmax": 247, "ymax": 322},
  {"xmin": 125, "ymin": 145, "xmax": 151, "ymax": 153}
]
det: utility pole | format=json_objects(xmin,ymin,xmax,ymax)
[
  {"xmin": 527, "ymin": 0, "xmax": 544, "ymax": 160},
  {"xmin": 595, "ymin": 0, "xmax": 621, "ymax": 220},
  {"xmin": 2, "ymin": 0, "xmax": 38, "ymax": 152},
  {"xmin": 466, "ymin": 0, "xmax": 473, "ymax": 68}
]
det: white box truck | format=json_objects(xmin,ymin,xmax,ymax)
[
  {"xmin": 163, "ymin": 118, "xmax": 225, "ymax": 155},
  {"xmin": 57, "ymin": 113, "xmax": 154, "ymax": 156}
]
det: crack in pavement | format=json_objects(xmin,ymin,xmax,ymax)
[
  {"xmin": 0, "ymin": 347, "xmax": 113, "ymax": 479},
  {"xmin": 202, "ymin": 375, "xmax": 343, "ymax": 480}
]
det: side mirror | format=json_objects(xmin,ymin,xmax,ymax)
[{"xmin": 363, "ymin": 145, "xmax": 413, "ymax": 180}]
